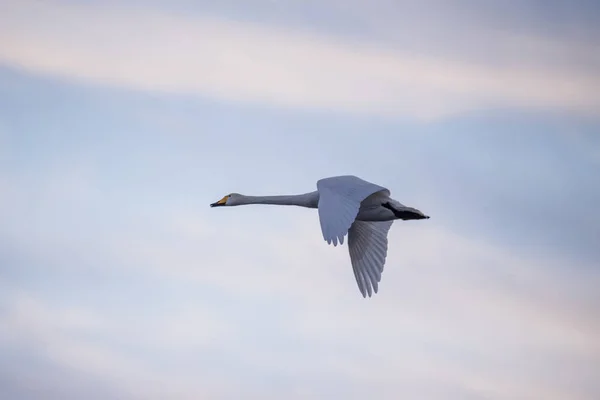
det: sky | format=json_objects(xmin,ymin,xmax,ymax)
[{"xmin": 0, "ymin": 0, "xmax": 599, "ymax": 399}]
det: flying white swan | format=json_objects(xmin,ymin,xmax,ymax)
[{"xmin": 210, "ymin": 175, "xmax": 429, "ymax": 297}]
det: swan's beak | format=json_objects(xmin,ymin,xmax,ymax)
[{"xmin": 210, "ymin": 196, "xmax": 228, "ymax": 207}]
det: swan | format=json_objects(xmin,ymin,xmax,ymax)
[{"xmin": 210, "ymin": 175, "xmax": 429, "ymax": 297}]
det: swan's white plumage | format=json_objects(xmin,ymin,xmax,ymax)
[
  {"xmin": 316, "ymin": 175, "xmax": 389, "ymax": 246},
  {"xmin": 211, "ymin": 174, "xmax": 429, "ymax": 298},
  {"xmin": 348, "ymin": 220, "xmax": 393, "ymax": 297}
]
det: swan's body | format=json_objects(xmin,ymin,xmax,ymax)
[{"xmin": 210, "ymin": 175, "xmax": 429, "ymax": 297}]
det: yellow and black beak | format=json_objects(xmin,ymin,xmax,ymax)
[{"xmin": 210, "ymin": 195, "xmax": 229, "ymax": 207}]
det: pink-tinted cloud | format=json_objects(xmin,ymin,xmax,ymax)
[
  {"xmin": 1, "ymin": 165, "xmax": 598, "ymax": 398},
  {"xmin": 1, "ymin": 1, "xmax": 599, "ymax": 119}
]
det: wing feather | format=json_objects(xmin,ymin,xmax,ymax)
[
  {"xmin": 348, "ymin": 220, "xmax": 394, "ymax": 298},
  {"xmin": 317, "ymin": 175, "xmax": 390, "ymax": 245}
]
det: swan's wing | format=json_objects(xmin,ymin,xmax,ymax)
[
  {"xmin": 316, "ymin": 175, "xmax": 390, "ymax": 246},
  {"xmin": 348, "ymin": 220, "xmax": 393, "ymax": 297}
]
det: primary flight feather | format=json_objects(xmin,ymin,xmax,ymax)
[{"xmin": 210, "ymin": 175, "xmax": 429, "ymax": 297}]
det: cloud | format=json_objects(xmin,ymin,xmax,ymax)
[
  {"xmin": 1, "ymin": 162, "xmax": 599, "ymax": 399},
  {"xmin": 0, "ymin": 0, "xmax": 599, "ymax": 119},
  {"xmin": 1, "ymin": 12, "xmax": 599, "ymax": 396},
  {"xmin": 2, "ymin": 220, "xmax": 599, "ymax": 399},
  {"xmin": 0, "ymin": 291, "xmax": 234, "ymax": 400}
]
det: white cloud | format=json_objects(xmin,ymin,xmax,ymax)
[
  {"xmin": 2, "ymin": 171, "xmax": 599, "ymax": 399},
  {"xmin": 0, "ymin": 0, "xmax": 599, "ymax": 119},
  {"xmin": 0, "ymin": 292, "xmax": 233, "ymax": 400},
  {"xmin": 1, "ymin": 19, "xmax": 599, "ymax": 396}
]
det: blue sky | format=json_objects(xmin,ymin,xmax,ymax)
[{"xmin": 1, "ymin": 0, "xmax": 599, "ymax": 399}]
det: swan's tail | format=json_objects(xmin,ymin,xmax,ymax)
[{"xmin": 382, "ymin": 202, "xmax": 430, "ymax": 220}]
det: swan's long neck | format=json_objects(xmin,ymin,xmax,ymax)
[{"xmin": 237, "ymin": 191, "xmax": 318, "ymax": 208}]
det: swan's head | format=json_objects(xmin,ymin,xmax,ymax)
[{"xmin": 210, "ymin": 193, "xmax": 242, "ymax": 207}]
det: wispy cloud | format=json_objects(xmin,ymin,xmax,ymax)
[
  {"xmin": 0, "ymin": 292, "xmax": 236, "ymax": 400},
  {"xmin": 1, "ymin": 1, "xmax": 599, "ymax": 398},
  {"xmin": 0, "ymin": 0, "xmax": 598, "ymax": 119},
  {"xmin": 1, "ymin": 158, "xmax": 598, "ymax": 399}
]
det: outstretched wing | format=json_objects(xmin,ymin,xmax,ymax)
[
  {"xmin": 348, "ymin": 220, "xmax": 394, "ymax": 297},
  {"xmin": 316, "ymin": 175, "xmax": 390, "ymax": 246}
]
